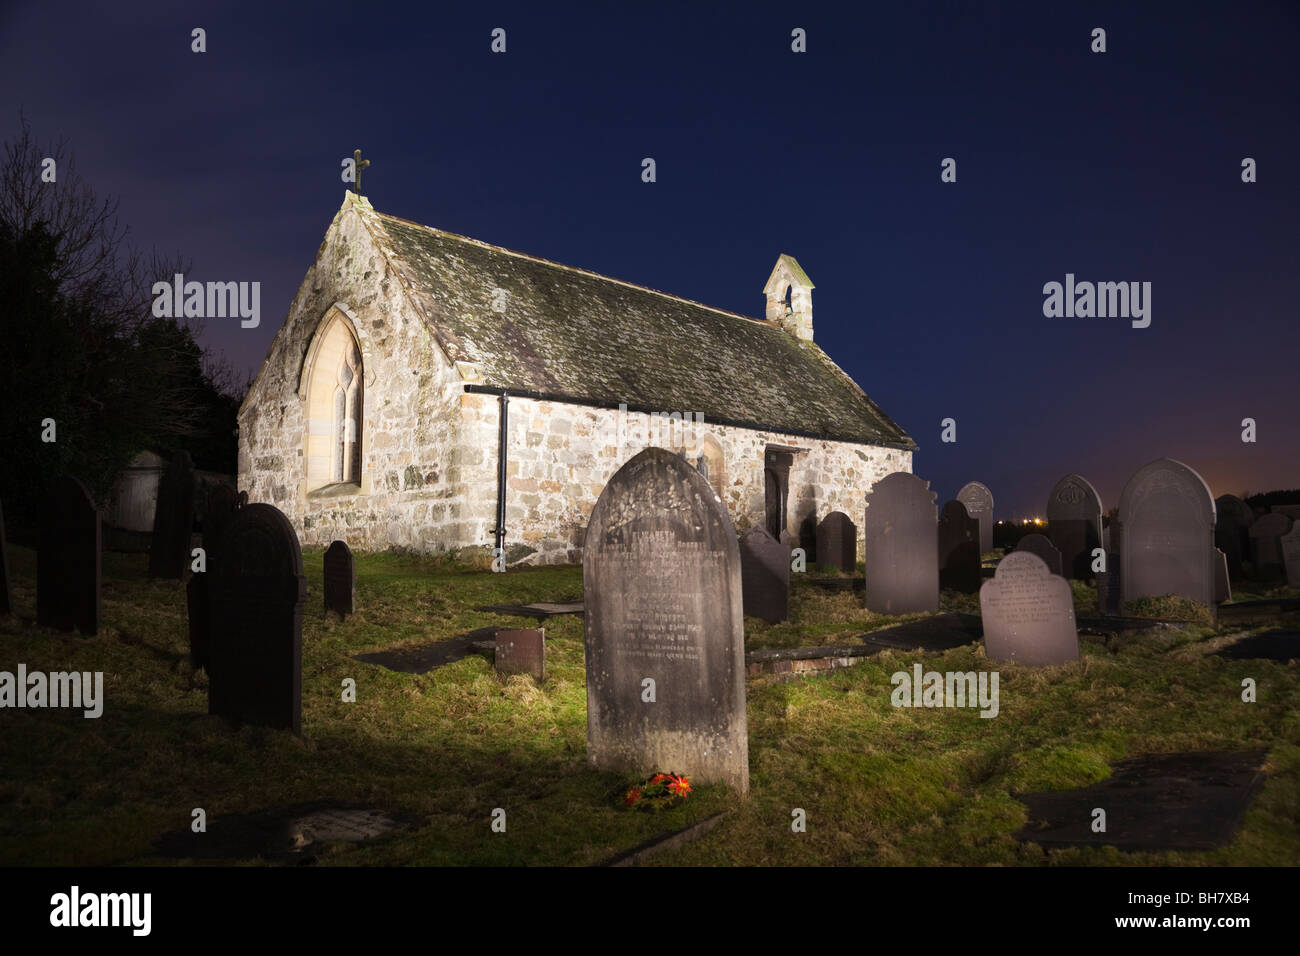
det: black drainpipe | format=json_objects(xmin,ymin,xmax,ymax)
[{"xmin": 493, "ymin": 389, "xmax": 509, "ymax": 556}]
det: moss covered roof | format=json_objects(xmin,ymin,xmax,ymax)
[{"xmin": 361, "ymin": 201, "xmax": 914, "ymax": 448}]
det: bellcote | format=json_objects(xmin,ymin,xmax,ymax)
[{"xmin": 763, "ymin": 254, "xmax": 814, "ymax": 341}]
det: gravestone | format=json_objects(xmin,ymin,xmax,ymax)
[
  {"xmin": 1214, "ymin": 495, "xmax": 1254, "ymax": 581},
  {"xmin": 1095, "ymin": 559, "xmax": 1122, "ymax": 617},
  {"xmin": 188, "ymin": 484, "xmax": 240, "ymax": 670},
  {"xmin": 956, "ymin": 481, "xmax": 994, "ymax": 554},
  {"xmin": 739, "ymin": 526, "xmax": 789, "ymax": 623},
  {"xmin": 209, "ymin": 503, "xmax": 305, "ymax": 734},
  {"xmin": 148, "ymin": 451, "xmax": 196, "ymax": 580},
  {"xmin": 1271, "ymin": 504, "xmax": 1300, "ymax": 521},
  {"xmin": 1281, "ymin": 524, "xmax": 1300, "ymax": 589},
  {"xmin": 1015, "ymin": 533, "xmax": 1064, "ymax": 578},
  {"xmin": 583, "ymin": 448, "xmax": 748, "ymax": 794},
  {"xmin": 864, "ymin": 472, "xmax": 939, "ymax": 615},
  {"xmin": 980, "ymin": 551, "xmax": 1079, "ymax": 666},
  {"xmin": 797, "ymin": 512, "xmax": 817, "ymax": 565},
  {"xmin": 815, "ymin": 511, "xmax": 856, "ymax": 573},
  {"xmin": 323, "ymin": 540, "xmax": 356, "ymax": 617},
  {"xmin": 0, "ymin": 499, "xmax": 10, "ymax": 615},
  {"xmin": 1248, "ymin": 513, "xmax": 1292, "ymax": 581},
  {"xmin": 937, "ymin": 500, "xmax": 980, "ymax": 593},
  {"xmin": 495, "ymin": 628, "xmax": 545, "ymax": 680},
  {"xmin": 1214, "ymin": 549, "xmax": 1231, "ymax": 604},
  {"xmin": 1116, "ymin": 459, "xmax": 1216, "ymax": 612},
  {"xmin": 1046, "ymin": 474, "xmax": 1103, "ymax": 579},
  {"xmin": 37, "ymin": 477, "xmax": 101, "ymax": 635}
]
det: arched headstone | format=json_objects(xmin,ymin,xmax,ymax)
[
  {"xmin": 1116, "ymin": 459, "xmax": 1216, "ymax": 612},
  {"xmin": 209, "ymin": 503, "xmax": 305, "ymax": 733},
  {"xmin": 1248, "ymin": 513, "xmax": 1292, "ymax": 582},
  {"xmin": 37, "ymin": 477, "xmax": 101, "ymax": 635},
  {"xmin": 816, "ymin": 511, "xmax": 856, "ymax": 573},
  {"xmin": 149, "ymin": 451, "xmax": 196, "ymax": 580},
  {"xmin": 1214, "ymin": 495, "xmax": 1254, "ymax": 581},
  {"xmin": 1015, "ymin": 533, "xmax": 1064, "ymax": 578},
  {"xmin": 740, "ymin": 526, "xmax": 789, "ymax": 623},
  {"xmin": 1046, "ymin": 474, "xmax": 1102, "ymax": 579},
  {"xmin": 583, "ymin": 448, "xmax": 748, "ymax": 793},
  {"xmin": 187, "ymin": 484, "xmax": 241, "ymax": 670},
  {"xmin": 980, "ymin": 551, "xmax": 1079, "ymax": 666},
  {"xmin": 324, "ymin": 540, "xmax": 356, "ymax": 617},
  {"xmin": 956, "ymin": 481, "xmax": 994, "ymax": 555},
  {"xmin": 937, "ymin": 500, "xmax": 980, "ymax": 594},
  {"xmin": 865, "ymin": 472, "xmax": 939, "ymax": 615}
]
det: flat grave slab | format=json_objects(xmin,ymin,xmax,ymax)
[
  {"xmin": 856, "ymin": 612, "xmax": 983, "ymax": 653},
  {"xmin": 353, "ymin": 627, "xmax": 499, "ymax": 673},
  {"xmin": 1014, "ymin": 750, "xmax": 1268, "ymax": 852},
  {"xmin": 479, "ymin": 601, "xmax": 584, "ymax": 617},
  {"xmin": 1213, "ymin": 629, "xmax": 1300, "ymax": 663}
]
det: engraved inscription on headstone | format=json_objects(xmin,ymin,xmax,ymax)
[
  {"xmin": 1116, "ymin": 458, "xmax": 1216, "ymax": 612},
  {"xmin": 495, "ymin": 628, "xmax": 545, "ymax": 680},
  {"xmin": 980, "ymin": 551, "xmax": 1079, "ymax": 666},
  {"xmin": 583, "ymin": 448, "xmax": 748, "ymax": 793},
  {"xmin": 323, "ymin": 540, "xmax": 356, "ymax": 617},
  {"xmin": 209, "ymin": 503, "xmax": 305, "ymax": 734},
  {"xmin": 1248, "ymin": 513, "xmax": 1292, "ymax": 581},
  {"xmin": 149, "ymin": 451, "xmax": 196, "ymax": 580},
  {"xmin": 1046, "ymin": 474, "xmax": 1103, "ymax": 580},
  {"xmin": 1280, "ymin": 524, "xmax": 1300, "ymax": 589},
  {"xmin": 1214, "ymin": 494, "xmax": 1254, "ymax": 582},
  {"xmin": 815, "ymin": 511, "xmax": 856, "ymax": 573},
  {"xmin": 0, "ymin": 498, "xmax": 11, "ymax": 616},
  {"xmin": 37, "ymin": 477, "xmax": 101, "ymax": 635},
  {"xmin": 740, "ymin": 526, "xmax": 789, "ymax": 623},
  {"xmin": 865, "ymin": 472, "xmax": 939, "ymax": 615},
  {"xmin": 937, "ymin": 500, "xmax": 980, "ymax": 594},
  {"xmin": 1015, "ymin": 533, "xmax": 1064, "ymax": 578},
  {"xmin": 956, "ymin": 481, "xmax": 994, "ymax": 555}
]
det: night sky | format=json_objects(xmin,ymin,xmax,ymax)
[{"xmin": 4, "ymin": 0, "xmax": 1297, "ymax": 519}]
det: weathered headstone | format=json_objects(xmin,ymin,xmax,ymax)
[
  {"xmin": 1046, "ymin": 474, "xmax": 1103, "ymax": 580},
  {"xmin": 188, "ymin": 484, "xmax": 240, "ymax": 670},
  {"xmin": 1116, "ymin": 459, "xmax": 1216, "ymax": 613},
  {"xmin": 583, "ymin": 448, "xmax": 748, "ymax": 794},
  {"xmin": 1095, "ymin": 557, "xmax": 1122, "ymax": 617},
  {"xmin": 37, "ymin": 477, "xmax": 101, "ymax": 635},
  {"xmin": 797, "ymin": 512, "xmax": 817, "ymax": 565},
  {"xmin": 148, "ymin": 451, "xmax": 196, "ymax": 580},
  {"xmin": 865, "ymin": 472, "xmax": 939, "ymax": 615},
  {"xmin": 495, "ymin": 628, "xmax": 545, "ymax": 680},
  {"xmin": 1282, "ymin": 524, "xmax": 1300, "ymax": 589},
  {"xmin": 937, "ymin": 500, "xmax": 980, "ymax": 594},
  {"xmin": 815, "ymin": 511, "xmax": 856, "ymax": 573},
  {"xmin": 956, "ymin": 481, "xmax": 994, "ymax": 555},
  {"xmin": 1248, "ymin": 513, "xmax": 1292, "ymax": 581},
  {"xmin": 0, "ymin": 498, "xmax": 11, "ymax": 615},
  {"xmin": 209, "ymin": 503, "xmax": 305, "ymax": 734},
  {"xmin": 980, "ymin": 551, "xmax": 1079, "ymax": 666},
  {"xmin": 1214, "ymin": 495, "xmax": 1254, "ymax": 581},
  {"xmin": 323, "ymin": 540, "xmax": 356, "ymax": 617},
  {"xmin": 1015, "ymin": 533, "xmax": 1064, "ymax": 578},
  {"xmin": 739, "ymin": 526, "xmax": 789, "ymax": 623},
  {"xmin": 1214, "ymin": 549, "xmax": 1231, "ymax": 604}
]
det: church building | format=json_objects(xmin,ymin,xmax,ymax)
[{"xmin": 238, "ymin": 192, "xmax": 916, "ymax": 564}]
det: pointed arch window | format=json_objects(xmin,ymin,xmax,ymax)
[{"xmin": 302, "ymin": 308, "xmax": 364, "ymax": 494}]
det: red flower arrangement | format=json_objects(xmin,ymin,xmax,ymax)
[{"xmin": 621, "ymin": 772, "xmax": 692, "ymax": 810}]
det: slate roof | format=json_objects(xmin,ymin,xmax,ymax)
[{"xmin": 358, "ymin": 198, "xmax": 915, "ymax": 449}]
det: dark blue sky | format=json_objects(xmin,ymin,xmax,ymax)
[{"xmin": 4, "ymin": 0, "xmax": 1297, "ymax": 517}]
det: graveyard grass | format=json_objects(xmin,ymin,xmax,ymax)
[{"xmin": 2, "ymin": 545, "xmax": 1298, "ymax": 866}]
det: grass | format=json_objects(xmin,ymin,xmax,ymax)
[{"xmin": 1, "ymin": 544, "xmax": 1298, "ymax": 866}]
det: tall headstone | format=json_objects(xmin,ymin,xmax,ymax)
[
  {"xmin": 937, "ymin": 500, "xmax": 980, "ymax": 594},
  {"xmin": 1015, "ymin": 533, "xmax": 1064, "ymax": 578},
  {"xmin": 148, "ymin": 451, "xmax": 196, "ymax": 580},
  {"xmin": 1280, "ymin": 524, "xmax": 1300, "ymax": 589},
  {"xmin": 816, "ymin": 511, "xmax": 857, "ymax": 573},
  {"xmin": 1248, "ymin": 513, "xmax": 1292, "ymax": 581},
  {"xmin": 956, "ymin": 481, "xmax": 994, "ymax": 555},
  {"xmin": 188, "ymin": 484, "xmax": 240, "ymax": 670},
  {"xmin": 323, "ymin": 540, "xmax": 356, "ymax": 617},
  {"xmin": 1116, "ymin": 458, "xmax": 1216, "ymax": 612},
  {"xmin": 209, "ymin": 503, "xmax": 305, "ymax": 734},
  {"xmin": 583, "ymin": 448, "xmax": 748, "ymax": 794},
  {"xmin": 495, "ymin": 628, "xmax": 545, "ymax": 680},
  {"xmin": 1214, "ymin": 549, "xmax": 1231, "ymax": 604},
  {"xmin": 0, "ymin": 498, "xmax": 11, "ymax": 615},
  {"xmin": 37, "ymin": 477, "xmax": 101, "ymax": 635},
  {"xmin": 1214, "ymin": 495, "xmax": 1254, "ymax": 581},
  {"xmin": 739, "ymin": 526, "xmax": 789, "ymax": 623},
  {"xmin": 865, "ymin": 472, "xmax": 939, "ymax": 615},
  {"xmin": 1046, "ymin": 474, "xmax": 1103, "ymax": 580},
  {"xmin": 980, "ymin": 552, "xmax": 1079, "ymax": 666}
]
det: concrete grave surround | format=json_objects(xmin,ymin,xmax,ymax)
[
  {"xmin": 1248, "ymin": 513, "xmax": 1293, "ymax": 579},
  {"xmin": 1015, "ymin": 533, "xmax": 1064, "ymax": 578},
  {"xmin": 864, "ymin": 472, "xmax": 939, "ymax": 615},
  {"xmin": 1280, "ymin": 523, "xmax": 1300, "ymax": 589},
  {"xmin": 956, "ymin": 481, "xmax": 994, "ymax": 554},
  {"xmin": 583, "ymin": 448, "xmax": 748, "ymax": 794},
  {"xmin": 37, "ymin": 477, "xmax": 101, "ymax": 636},
  {"xmin": 1214, "ymin": 494, "xmax": 1254, "ymax": 582},
  {"xmin": 1116, "ymin": 458, "xmax": 1216, "ymax": 611},
  {"xmin": 1046, "ymin": 474, "xmax": 1102, "ymax": 580},
  {"xmin": 323, "ymin": 540, "xmax": 356, "ymax": 616},
  {"xmin": 937, "ymin": 500, "xmax": 981, "ymax": 594},
  {"xmin": 237, "ymin": 193, "xmax": 914, "ymax": 566},
  {"xmin": 739, "ymin": 526, "xmax": 790, "ymax": 623},
  {"xmin": 980, "ymin": 551, "xmax": 1079, "ymax": 666},
  {"xmin": 815, "ymin": 511, "xmax": 856, "ymax": 573}
]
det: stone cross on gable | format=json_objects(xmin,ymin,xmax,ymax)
[{"xmin": 352, "ymin": 149, "xmax": 371, "ymax": 195}]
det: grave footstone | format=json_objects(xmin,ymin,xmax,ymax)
[
  {"xmin": 495, "ymin": 628, "xmax": 545, "ymax": 679},
  {"xmin": 323, "ymin": 540, "xmax": 356, "ymax": 617},
  {"xmin": 815, "ymin": 511, "xmax": 856, "ymax": 573},
  {"xmin": 148, "ymin": 451, "xmax": 196, "ymax": 580},
  {"xmin": 956, "ymin": 481, "xmax": 994, "ymax": 555},
  {"xmin": 980, "ymin": 551, "xmax": 1079, "ymax": 666},
  {"xmin": 937, "ymin": 500, "xmax": 980, "ymax": 594},
  {"xmin": 865, "ymin": 472, "xmax": 939, "ymax": 615},
  {"xmin": 209, "ymin": 503, "xmax": 305, "ymax": 734},
  {"xmin": 1248, "ymin": 513, "xmax": 1292, "ymax": 581},
  {"xmin": 0, "ymin": 498, "xmax": 10, "ymax": 615},
  {"xmin": 37, "ymin": 477, "xmax": 101, "ymax": 635},
  {"xmin": 1046, "ymin": 474, "xmax": 1103, "ymax": 580},
  {"xmin": 583, "ymin": 448, "xmax": 748, "ymax": 794},
  {"xmin": 1116, "ymin": 459, "xmax": 1216, "ymax": 613},
  {"xmin": 1015, "ymin": 533, "xmax": 1064, "ymax": 578},
  {"xmin": 1281, "ymin": 524, "xmax": 1300, "ymax": 589},
  {"xmin": 1214, "ymin": 549, "xmax": 1232, "ymax": 604},
  {"xmin": 1214, "ymin": 495, "xmax": 1254, "ymax": 582},
  {"xmin": 739, "ymin": 526, "xmax": 789, "ymax": 623}
]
